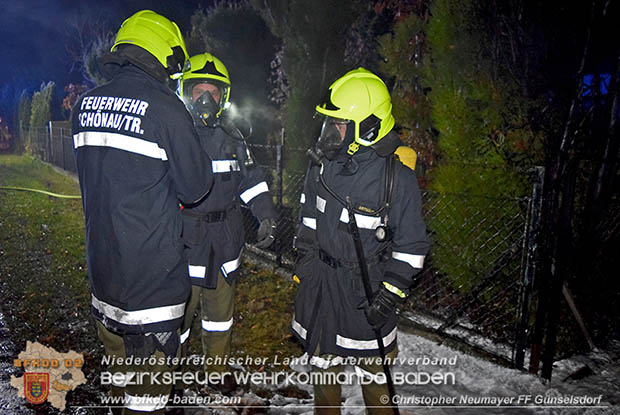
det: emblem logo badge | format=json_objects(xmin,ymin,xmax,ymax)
[{"xmin": 24, "ymin": 373, "xmax": 49, "ymax": 405}]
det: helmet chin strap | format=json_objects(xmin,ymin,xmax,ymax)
[{"xmin": 347, "ymin": 142, "xmax": 360, "ymax": 155}]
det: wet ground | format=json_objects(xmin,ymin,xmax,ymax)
[
  {"xmin": 0, "ymin": 155, "xmax": 306, "ymax": 414},
  {"xmin": 0, "ymin": 257, "xmax": 104, "ymax": 415},
  {"xmin": 0, "ymin": 310, "xmax": 32, "ymax": 414}
]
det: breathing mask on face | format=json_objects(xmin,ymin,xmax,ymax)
[
  {"xmin": 315, "ymin": 116, "xmax": 351, "ymax": 160},
  {"xmin": 192, "ymin": 89, "xmax": 220, "ymax": 125}
]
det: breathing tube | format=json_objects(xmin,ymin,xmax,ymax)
[{"xmin": 306, "ymin": 147, "xmax": 395, "ymax": 242}]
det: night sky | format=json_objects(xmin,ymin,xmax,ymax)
[{"xmin": 0, "ymin": 0, "xmax": 210, "ymax": 104}]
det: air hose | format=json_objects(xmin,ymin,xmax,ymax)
[{"xmin": 0, "ymin": 186, "xmax": 81, "ymax": 199}]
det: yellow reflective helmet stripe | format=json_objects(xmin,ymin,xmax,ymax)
[{"xmin": 181, "ymin": 53, "xmax": 231, "ymax": 86}]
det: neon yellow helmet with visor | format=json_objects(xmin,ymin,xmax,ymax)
[
  {"xmin": 315, "ymin": 68, "xmax": 395, "ymax": 154},
  {"xmin": 178, "ymin": 53, "xmax": 231, "ymax": 120}
]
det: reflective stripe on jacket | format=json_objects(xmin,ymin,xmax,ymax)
[
  {"xmin": 293, "ymin": 141, "xmax": 428, "ymax": 357},
  {"xmin": 72, "ymin": 65, "xmax": 214, "ymax": 334},
  {"xmin": 182, "ymin": 125, "xmax": 277, "ymax": 288}
]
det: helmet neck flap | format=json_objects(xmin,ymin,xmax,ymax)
[{"xmin": 99, "ymin": 44, "xmax": 170, "ymax": 83}]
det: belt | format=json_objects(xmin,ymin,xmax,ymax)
[
  {"xmin": 318, "ymin": 248, "xmax": 390, "ymax": 270},
  {"xmin": 182, "ymin": 209, "xmax": 227, "ymax": 222}
]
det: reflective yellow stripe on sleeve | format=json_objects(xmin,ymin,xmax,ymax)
[{"xmin": 383, "ymin": 281, "xmax": 406, "ymax": 299}]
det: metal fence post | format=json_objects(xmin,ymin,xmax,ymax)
[
  {"xmin": 514, "ymin": 166, "xmax": 544, "ymax": 369},
  {"xmin": 39, "ymin": 128, "xmax": 45, "ymax": 161},
  {"xmin": 275, "ymin": 129, "xmax": 284, "ymax": 266},
  {"xmin": 277, "ymin": 129, "xmax": 284, "ymax": 207},
  {"xmin": 541, "ymin": 164, "xmax": 578, "ymax": 381},
  {"xmin": 61, "ymin": 128, "xmax": 66, "ymax": 170},
  {"xmin": 50, "ymin": 127, "xmax": 54, "ymax": 165},
  {"xmin": 46, "ymin": 123, "xmax": 52, "ymax": 163}
]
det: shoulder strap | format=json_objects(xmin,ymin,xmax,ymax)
[{"xmin": 381, "ymin": 154, "xmax": 397, "ymax": 218}]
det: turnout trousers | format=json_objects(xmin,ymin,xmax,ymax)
[
  {"xmin": 181, "ymin": 272, "xmax": 236, "ymax": 374},
  {"xmin": 312, "ymin": 346, "xmax": 398, "ymax": 415},
  {"xmin": 97, "ymin": 321, "xmax": 180, "ymax": 414}
]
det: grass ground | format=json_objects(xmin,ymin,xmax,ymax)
[
  {"xmin": 0, "ymin": 153, "xmax": 303, "ymax": 411},
  {"xmin": 0, "ymin": 154, "xmax": 90, "ymax": 351}
]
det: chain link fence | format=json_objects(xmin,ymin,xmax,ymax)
[
  {"xmin": 27, "ymin": 125, "xmax": 77, "ymax": 173},
  {"xmin": 409, "ymin": 192, "xmax": 533, "ymax": 362},
  {"xmin": 237, "ymin": 143, "xmax": 541, "ymax": 367},
  {"xmin": 27, "ymin": 125, "xmax": 540, "ymax": 368}
]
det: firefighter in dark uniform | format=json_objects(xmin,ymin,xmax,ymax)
[
  {"xmin": 176, "ymin": 53, "xmax": 277, "ymax": 390},
  {"xmin": 71, "ymin": 11, "xmax": 213, "ymax": 415},
  {"xmin": 293, "ymin": 68, "xmax": 429, "ymax": 414}
]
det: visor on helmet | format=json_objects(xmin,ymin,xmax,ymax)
[{"xmin": 316, "ymin": 115, "xmax": 351, "ymax": 160}]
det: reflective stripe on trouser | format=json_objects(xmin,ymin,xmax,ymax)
[
  {"xmin": 180, "ymin": 284, "xmax": 202, "ymax": 351},
  {"xmin": 96, "ymin": 321, "xmax": 179, "ymax": 415},
  {"xmin": 311, "ymin": 346, "xmax": 398, "ymax": 415},
  {"xmin": 181, "ymin": 272, "xmax": 235, "ymax": 373},
  {"xmin": 178, "ymin": 285, "xmax": 202, "ymax": 389},
  {"xmin": 202, "ymin": 272, "xmax": 235, "ymax": 373}
]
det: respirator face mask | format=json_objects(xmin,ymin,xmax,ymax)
[
  {"xmin": 315, "ymin": 116, "xmax": 351, "ymax": 160},
  {"xmin": 192, "ymin": 89, "xmax": 221, "ymax": 124}
]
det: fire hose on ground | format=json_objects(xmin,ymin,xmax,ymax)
[{"xmin": 0, "ymin": 186, "xmax": 81, "ymax": 199}]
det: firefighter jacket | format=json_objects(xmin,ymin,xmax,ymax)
[
  {"xmin": 292, "ymin": 133, "xmax": 429, "ymax": 357},
  {"xmin": 182, "ymin": 124, "xmax": 277, "ymax": 288},
  {"xmin": 72, "ymin": 64, "xmax": 214, "ymax": 335}
]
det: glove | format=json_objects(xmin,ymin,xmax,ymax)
[
  {"xmin": 363, "ymin": 286, "xmax": 405, "ymax": 329},
  {"xmin": 255, "ymin": 218, "xmax": 277, "ymax": 248}
]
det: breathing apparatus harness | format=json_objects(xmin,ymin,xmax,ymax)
[
  {"xmin": 194, "ymin": 97, "xmax": 255, "ymax": 168},
  {"xmin": 306, "ymin": 146, "xmax": 396, "ymax": 242},
  {"xmin": 306, "ymin": 144, "xmax": 401, "ymax": 415},
  {"xmin": 221, "ymin": 116, "xmax": 255, "ymax": 168}
]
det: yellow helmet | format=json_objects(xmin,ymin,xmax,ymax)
[
  {"xmin": 178, "ymin": 53, "xmax": 231, "ymax": 119},
  {"xmin": 316, "ymin": 68, "xmax": 395, "ymax": 150},
  {"xmin": 112, "ymin": 10, "xmax": 188, "ymax": 76}
]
